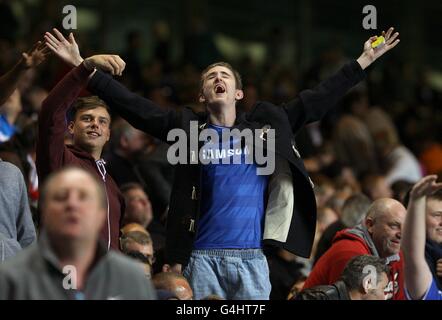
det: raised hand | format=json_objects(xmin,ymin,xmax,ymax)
[
  {"xmin": 409, "ymin": 175, "xmax": 442, "ymax": 200},
  {"xmin": 20, "ymin": 41, "xmax": 51, "ymax": 69},
  {"xmin": 44, "ymin": 28, "xmax": 83, "ymax": 67},
  {"xmin": 83, "ymin": 54, "xmax": 126, "ymax": 76},
  {"xmin": 357, "ymin": 27, "xmax": 400, "ymax": 70}
]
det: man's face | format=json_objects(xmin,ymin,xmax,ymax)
[
  {"xmin": 367, "ymin": 203, "xmax": 406, "ymax": 257},
  {"xmin": 199, "ymin": 66, "xmax": 243, "ymax": 108},
  {"xmin": 125, "ymin": 240, "xmax": 154, "ymax": 260},
  {"xmin": 42, "ymin": 170, "xmax": 105, "ymax": 242},
  {"xmin": 426, "ymin": 199, "xmax": 442, "ymax": 244},
  {"xmin": 123, "ymin": 188, "xmax": 153, "ymax": 227},
  {"xmin": 364, "ymin": 272, "xmax": 389, "ymax": 300},
  {"xmin": 124, "ymin": 241, "xmax": 154, "ymax": 279},
  {"xmin": 69, "ymin": 107, "xmax": 111, "ymax": 153}
]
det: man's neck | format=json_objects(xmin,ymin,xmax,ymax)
[
  {"xmin": 207, "ymin": 104, "xmax": 236, "ymax": 127},
  {"xmin": 91, "ymin": 149, "xmax": 102, "ymax": 161},
  {"xmin": 75, "ymin": 143, "xmax": 102, "ymax": 161},
  {"xmin": 51, "ymin": 238, "xmax": 98, "ymax": 290},
  {"xmin": 348, "ymin": 289, "xmax": 362, "ymax": 300}
]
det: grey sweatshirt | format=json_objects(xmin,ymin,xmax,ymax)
[
  {"xmin": 0, "ymin": 160, "xmax": 36, "ymax": 261},
  {"xmin": 0, "ymin": 232, "xmax": 156, "ymax": 300}
]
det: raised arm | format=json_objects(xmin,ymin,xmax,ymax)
[
  {"xmin": 36, "ymin": 63, "xmax": 93, "ymax": 181},
  {"xmin": 356, "ymin": 27, "xmax": 400, "ymax": 70},
  {"xmin": 284, "ymin": 27, "xmax": 400, "ymax": 133},
  {"xmin": 0, "ymin": 41, "xmax": 50, "ymax": 106},
  {"xmin": 402, "ymin": 175, "xmax": 442, "ymax": 299},
  {"xmin": 45, "ymin": 29, "xmax": 178, "ymax": 141}
]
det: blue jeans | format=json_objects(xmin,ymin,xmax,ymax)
[{"xmin": 183, "ymin": 249, "xmax": 271, "ymax": 300}]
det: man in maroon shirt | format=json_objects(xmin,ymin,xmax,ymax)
[{"xmin": 37, "ymin": 29, "xmax": 127, "ymax": 250}]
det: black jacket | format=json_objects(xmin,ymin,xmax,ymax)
[
  {"xmin": 295, "ymin": 280, "xmax": 350, "ymax": 300},
  {"xmin": 88, "ymin": 60, "xmax": 365, "ymax": 265}
]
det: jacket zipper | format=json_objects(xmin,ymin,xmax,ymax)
[{"xmin": 96, "ymin": 159, "xmax": 111, "ymax": 250}]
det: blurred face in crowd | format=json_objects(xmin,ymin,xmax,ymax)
[
  {"xmin": 42, "ymin": 169, "xmax": 105, "ymax": 243},
  {"xmin": 120, "ymin": 128, "xmax": 147, "ymax": 156},
  {"xmin": 123, "ymin": 187, "xmax": 153, "ymax": 228},
  {"xmin": 426, "ymin": 198, "xmax": 442, "ymax": 244},
  {"xmin": 366, "ymin": 199, "xmax": 406, "ymax": 258},
  {"xmin": 362, "ymin": 271, "xmax": 389, "ymax": 300},
  {"xmin": 68, "ymin": 106, "xmax": 111, "ymax": 156},
  {"xmin": 124, "ymin": 240, "xmax": 154, "ymax": 278},
  {"xmin": 199, "ymin": 65, "xmax": 243, "ymax": 109},
  {"xmin": 125, "ymin": 240, "xmax": 154, "ymax": 264},
  {"xmin": 317, "ymin": 207, "xmax": 338, "ymax": 234}
]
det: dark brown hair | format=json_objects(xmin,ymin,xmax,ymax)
[
  {"xmin": 68, "ymin": 96, "xmax": 111, "ymax": 122},
  {"xmin": 200, "ymin": 62, "xmax": 243, "ymax": 92}
]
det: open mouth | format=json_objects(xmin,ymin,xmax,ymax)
[
  {"xmin": 214, "ymin": 84, "xmax": 226, "ymax": 94},
  {"xmin": 87, "ymin": 131, "xmax": 101, "ymax": 138}
]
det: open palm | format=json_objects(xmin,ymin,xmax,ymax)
[
  {"xmin": 410, "ymin": 175, "xmax": 442, "ymax": 199},
  {"xmin": 44, "ymin": 28, "xmax": 83, "ymax": 67},
  {"xmin": 22, "ymin": 41, "xmax": 51, "ymax": 69},
  {"xmin": 363, "ymin": 27, "xmax": 400, "ymax": 62}
]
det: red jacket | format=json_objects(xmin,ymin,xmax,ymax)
[
  {"xmin": 303, "ymin": 226, "xmax": 405, "ymax": 300},
  {"xmin": 36, "ymin": 64, "xmax": 124, "ymax": 250}
]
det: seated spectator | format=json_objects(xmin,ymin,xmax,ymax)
[
  {"xmin": 0, "ymin": 160, "xmax": 36, "ymax": 261},
  {"xmin": 296, "ymin": 255, "xmax": 389, "ymax": 300},
  {"xmin": 363, "ymin": 108, "xmax": 422, "ymax": 185},
  {"xmin": 0, "ymin": 166, "xmax": 155, "ymax": 299},
  {"xmin": 314, "ymin": 193, "xmax": 371, "ymax": 264},
  {"xmin": 152, "ymin": 272, "xmax": 193, "ymax": 300},
  {"xmin": 120, "ymin": 183, "xmax": 166, "ymax": 250},
  {"xmin": 332, "ymin": 115, "xmax": 379, "ymax": 180},
  {"xmin": 304, "ymin": 198, "xmax": 407, "ymax": 300},
  {"xmin": 120, "ymin": 230, "xmax": 155, "ymax": 279},
  {"xmin": 105, "ymin": 118, "xmax": 148, "ymax": 187},
  {"xmin": 106, "ymin": 119, "xmax": 173, "ymax": 219},
  {"xmin": 402, "ymin": 175, "xmax": 442, "ymax": 300}
]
